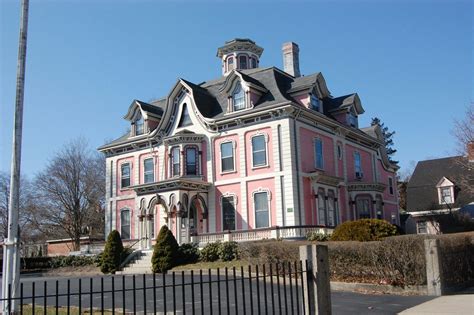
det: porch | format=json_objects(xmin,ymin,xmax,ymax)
[{"xmin": 190, "ymin": 225, "xmax": 334, "ymax": 246}]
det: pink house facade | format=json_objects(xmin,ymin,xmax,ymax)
[{"xmin": 98, "ymin": 39, "xmax": 399, "ymax": 248}]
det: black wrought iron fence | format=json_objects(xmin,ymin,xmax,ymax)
[{"xmin": 2, "ymin": 260, "xmax": 309, "ymax": 314}]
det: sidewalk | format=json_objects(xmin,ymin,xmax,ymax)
[{"xmin": 398, "ymin": 294, "xmax": 474, "ymax": 315}]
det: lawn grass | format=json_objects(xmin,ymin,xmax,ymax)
[
  {"xmin": 171, "ymin": 259, "xmax": 248, "ymax": 271},
  {"xmin": 20, "ymin": 305, "xmax": 116, "ymax": 314}
]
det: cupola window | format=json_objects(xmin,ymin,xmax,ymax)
[
  {"xmin": 233, "ymin": 84, "xmax": 245, "ymax": 111},
  {"xmin": 227, "ymin": 57, "xmax": 234, "ymax": 71},
  {"xmin": 239, "ymin": 55, "xmax": 247, "ymax": 70},
  {"xmin": 250, "ymin": 57, "xmax": 257, "ymax": 69}
]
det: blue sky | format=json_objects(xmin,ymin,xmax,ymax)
[{"xmin": 1, "ymin": 0, "xmax": 472, "ymax": 178}]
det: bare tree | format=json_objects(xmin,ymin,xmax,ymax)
[
  {"xmin": 452, "ymin": 103, "xmax": 474, "ymax": 196},
  {"xmin": 0, "ymin": 172, "xmax": 37, "ymax": 241},
  {"xmin": 33, "ymin": 138, "xmax": 105, "ymax": 251}
]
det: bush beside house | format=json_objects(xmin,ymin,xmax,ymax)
[
  {"xmin": 100, "ymin": 230, "xmax": 125, "ymax": 274},
  {"xmin": 152, "ymin": 226, "xmax": 179, "ymax": 273},
  {"xmin": 330, "ymin": 219, "xmax": 399, "ymax": 241}
]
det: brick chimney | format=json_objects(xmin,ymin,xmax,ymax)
[
  {"xmin": 468, "ymin": 141, "xmax": 474, "ymax": 162},
  {"xmin": 282, "ymin": 42, "xmax": 300, "ymax": 77}
]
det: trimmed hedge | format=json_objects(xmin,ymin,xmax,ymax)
[
  {"xmin": 330, "ymin": 219, "xmax": 399, "ymax": 241},
  {"xmin": 177, "ymin": 243, "xmax": 200, "ymax": 265}
]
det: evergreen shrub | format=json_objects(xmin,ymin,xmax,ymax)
[
  {"xmin": 330, "ymin": 219, "xmax": 399, "ymax": 241},
  {"xmin": 152, "ymin": 225, "xmax": 179, "ymax": 273},
  {"xmin": 177, "ymin": 243, "xmax": 200, "ymax": 265},
  {"xmin": 100, "ymin": 230, "xmax": 124, "ymax": 274},
  {"xmin": 218, "ymin": 241, "xmax": 239, "ymax": 261},
  {"xmin": 200, "ymin": 241, "xmax": 221, "ymax": 262}
]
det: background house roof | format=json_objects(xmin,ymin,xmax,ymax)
[{"xmin": 407, "ymin": 156, "xmax": 473, "ymax": 212}]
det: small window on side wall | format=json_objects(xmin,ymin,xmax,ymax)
[
  {"xmin": 121, "ymin": 163, "xmax": 131, "ymax": 188},
  {"xmin": 252, "ymin": 135, "xmax": 267, "ymax": 167},
  {"xmin": 221, "ymin": 142, "xmax": 234, "ymax": 172}
]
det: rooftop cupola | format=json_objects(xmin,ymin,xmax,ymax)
[{"xmin": 217, "ymin": 38, "xmax": 264, "ymax": 76}]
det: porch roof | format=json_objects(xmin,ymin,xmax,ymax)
[{"xmin": 131, "ymin": 178, "xmax": 211, "ymax": 195}]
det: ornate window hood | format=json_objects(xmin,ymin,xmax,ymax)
[
  {"xmin": 132, "ymin": 178, "xmax": 211, "ymax": 195},
  {"xmin": 307, "ymin": 171, "xmax": 344, "ymax": 187},
  {"xmin": 163, "ymin": 131, "xmax": 205, "ymax": 146},
  {"xmin": 347, "ymin": 182, "xmax": 387, "ymax": 192}
]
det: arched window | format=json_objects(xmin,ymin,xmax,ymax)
[
  {"xmin": 120, "ymin": 209, "xmax": 131, "ymax": 239},
  {"xmin": 135, "ymin": 112, "xmax": 144, "ymax": 135},
  {"xmin": 185, "ymin": 146, "xmax": 197, "ymax": 175},
  {"xmin": 317, "ymin": 188, "xmax": 326, "ymax": 225},
  {"xmin": 250, "ymin": 57, "xmax": 257, "ymax": 68},
  {"xmin": 171, "ymin": 147, "xmax": 180, "ymax": 177},
  {"xmin": 239, "ymin": 55, "xmax": 248, "ymax": 69},
  {"xmin": 233, "ymin": 84, "xmax": 245, "ymax": 111},
  {"xmin": 227, "ymin": 57, "xmax": 234, "ymax": 71}
]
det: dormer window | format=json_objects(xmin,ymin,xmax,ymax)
[
  {"xmin": 310, "ymin": 94, "xmax": 320, "ymax": 111},
  {"xmin": 436, "ymin": 177, "xmax": 455, "ymax": 206},
  {"xmin": 440, "ymin": 187, "xmax": 453, "ymax": 204},
  {"xmin": 135, "ymin": 112, "xmax": 144, "ymax": 135},
  {"xmin": 233, "ymin": 84, "xmax": 245, "ymax": 111},
  {"xmin": 239, "ymin": 55, "xmax": 247, "ymax": 70},
  {"xmin": 348, "ymin": 112, "xmax": 358, "ymax": 128}
]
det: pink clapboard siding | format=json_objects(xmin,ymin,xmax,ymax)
[
  {"xmin": 116, "ymin": 198, "xmax": 135, "ymax": 238},
  {"xmin": 299, "ymin": 127, "xmax": 336, "ymax": 176},
  {"xmin": 377, "ymin": 159, "xmax": 397, "ymax": 202},
  {"xmin": 293, "ymin": 94, "xmax": 309, "ymax": 108},
  {"xmin": 345, "ymin": 144, "xmax": 373, "ymax": 182},
  {"xmin": 246, "ymin": 178, "xmax": 276, "ymax": 229},
  {"xmin": 214, "ymin": 183, "xmax": 242, "ymax": 232},
  {"xmin": 214, "ymin": 134, "xmax": 240, "ymax": 181}
]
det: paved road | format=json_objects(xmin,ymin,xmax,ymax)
[{"xmin": 2, "ymin": 273, "xmax": 434, "ymax": 314}]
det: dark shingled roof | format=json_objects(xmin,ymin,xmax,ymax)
[
  {"xmin": 323, "ymin": 94, "xmax": 357, "ymax": 114},
  {"xmin": 407, "ymin": 156, "xmax": 474, "ymax": 212},
  {"xmin": 136, "ymin": 100, "xmax": 164, "ymax": 116}
]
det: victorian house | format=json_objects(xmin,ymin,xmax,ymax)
[{"xmin": 98, "ymin": 39, "xmax": 399, "ymax": 249}]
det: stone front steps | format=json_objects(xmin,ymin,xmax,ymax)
[{"xmin": 118, "ymin": 250, "xmax": 153, "ymax": 274}]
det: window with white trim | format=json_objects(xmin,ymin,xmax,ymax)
[
  {"xmin": 375, "ymin": 195, "xmax": 383, "ymax": 219},
  {"xmin": 185, "ymin": 147, "xmax": 197, "ymax": 175},
  {"xmin": 417, "ymin": 221, "xmax": 427, "ymax": 234},
  {"xmin": 239, "ymin": 55, "xmax": 247, "ymax": 69},
  {"xmin": 337, "ymin": 144, "xmax": 342, "ymax": 160},
  {"xmin": 354, "ymin": 152, "xmax": 362, "ymax": 178},
  {"xmin": 388, "ymin": 177, "xmax": 394, "ymax": 195},
  {"xmin": 440, "ymin": 187, "xmax": 453, "ymax": 204},
  {"xmin": 356, "ymin": 197, "xmax": 371, "ymax": 219},
  {"xmin": 178, "ymin": 103, "xmax": 192, "ymax": 127},
  {"xmin": 171, "ymin": 147, "xmax": 180, "ymax": 177},
  {"xmin": 348, "ymin": 112, "xmax": 358, "ymax": 128},
  {"xmin": 314, "ymin": 138, "xmax": 324, "ymax": 169},
  {"xmin": 317, "ymin": 189, "xmax": 326, "ymax": 225},
  {"xmin": 220, "ymin": 142, "xmax": 234, "ymax": 172},
  {"xmin": 121, "ymin": 163, "xmax": 131, "ymax": 188},
  {"xmin": 254, "ymin": 192, "xmax": 269, "ymax": 228},
  {"xmin": 227, "ymin": 57, "xmax": 234, "ymax": 71},
  {"xmin": 144, "ymin": 158, "xmax": 154, "ymax": 184},
  {"xmin": 233, "ymin": 84, "xmax": 245, "ymax": 111},
  {"xmin": 120, "ymin": 209, "xmax": 131, "ymax": 239},
  {"xmin": 252, "ymin": 135, "xmax": 267, "ymax": 167},
  {"xmin": 222, "ymin": 196, "xmax": 236, "ymax": 231}
]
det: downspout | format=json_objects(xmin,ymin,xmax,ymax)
[{"xmin": 292, "ymin": 109, "xmax": 303, "ymax": 226}]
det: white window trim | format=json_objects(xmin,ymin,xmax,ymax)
[
  {"xmin": 438, "ymin": 186, "xmax": 454, "ymax": 205},
  {"xmin": 251, "ymin": 132, "xmax": 269, "ymax": 169},
  {"xmin": 120, "ymin": 162, "xmax": 131, "ymax": 190},
  {"xmin": 220, "ymin": 140, "xmax": 237, "ymax": 174},
  {"xmin": 220, "ymin": 193, "xmax": 238, "ymax": 231},
  {"xmin": 314, "ymin": 137, "xmax": 324, "ymax": 170},
  {"xmin": 143, "ymin": 158, "xmax": 154, "ymax": 184},
  {"xmin": 316, "ymin": 188, "xmax": 326, "ymax": 225},
  {"xmin": 232, "ymin": 83, "xmax": 246, "ymax": 111},
  {"xmin": 252, "ymin": 188, "xmax": 271, "ymax": 228},
  {"xmin": 170, "ymin": 146, "xmax": 181, "ymax": 177},
  {"xmin": 337, "ymin": 143, "xmax": 343, "ymax": 160},
  {"xmin": 120, "ymin": 207, "xmax": 131, "ymax": 240}
]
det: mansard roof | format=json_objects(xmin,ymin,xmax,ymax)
[{"xmin": 123, "ymin": 99, "xmax": 164, "ymax": 121}]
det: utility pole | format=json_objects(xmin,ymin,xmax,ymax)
[{"xmin": 2, "ymin": 0, "xmax": 29, "ymax": 313}]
